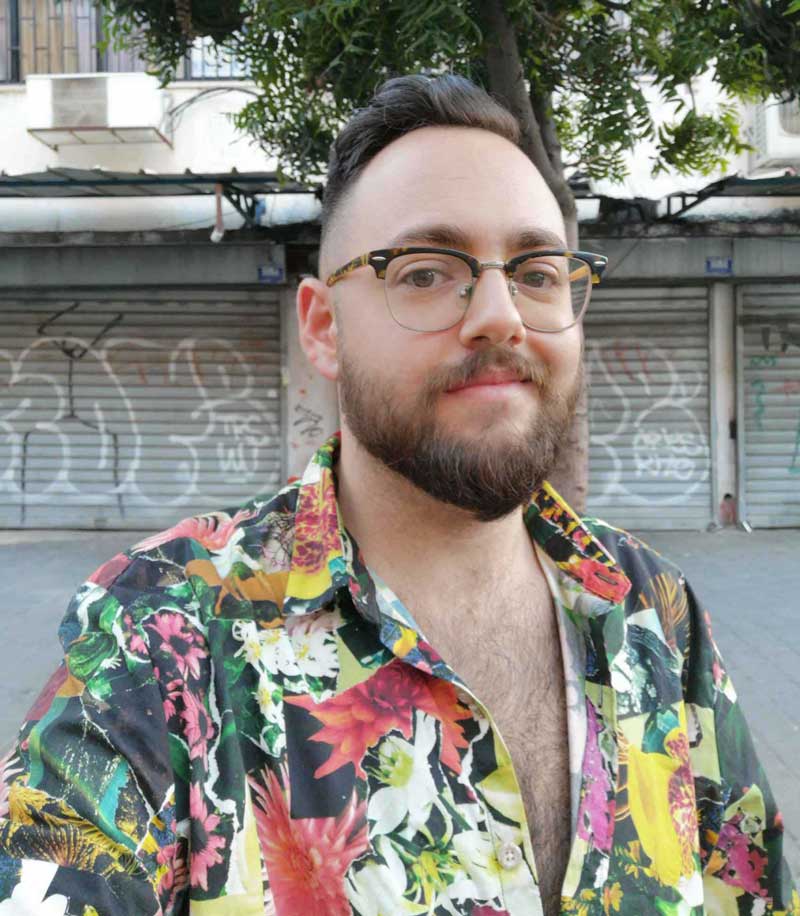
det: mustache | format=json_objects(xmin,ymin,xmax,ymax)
[{"xmin": 425, "ymin": 348, "xmax": 550, "ymax": 397}]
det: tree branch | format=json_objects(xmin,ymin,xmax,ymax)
[
  {"xmin": 476, "ymin": 0, "xmax": 578, "ymax": 245},
  {"xmin": 530, "ymin": 89, "xmax": 565, "ymax": 177}
]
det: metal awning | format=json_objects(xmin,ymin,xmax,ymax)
[
  {"xmin": 707, "ymin": 175, "xmax": 800, "ymax": 196},
  {"xmin": 0, "ymin": 167, "xmax": 314, "ymax": 227},
  {"xmin": 0, "ymin": 167, "xmax": 309, "ymax": 197},
  {"xmin": 663, "ymin": 174, "xmax": 800, "ymax": 217}
]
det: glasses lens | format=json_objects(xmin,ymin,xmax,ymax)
[
  {"xmin": 384, "ymin": 252, "xmax": 473, "ymax": 331},
  {"xmin": 511, "ymin": 255, "xmax": 591, "ymax": 331}
]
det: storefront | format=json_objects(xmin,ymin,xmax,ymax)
[
  {"xmin": 737, "ymin": 282, "xmax": 800, "ymax": 527},
  {"xmin": 0, "ymin": 286, "xmax": 284, "ymax": 528},
  {"xmin": 585, "ymin": 284, "xmax": 712, "ymax": 530}
]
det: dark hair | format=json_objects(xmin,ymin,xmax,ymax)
[{"xmin": 321, "ymin": 74, "xmax": 520, "ymax": 243}]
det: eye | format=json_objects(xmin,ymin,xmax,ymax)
[
  {"xmin": 393, "ymin": 259, "xmax": 461, "ymax": 290},
  {"xmin": 518, "ymin": 269, "xmax": 549, "ymax": 288},
  {"xmin": 513, "ymin": 257, "xmax": 564, "ymax": 291},
  {"xmin": 404, "ymin": 268, "xmax": 438, "ymax": 289},
  {"xmin": 387, "ymin": 253, "xmax": 470, "ymax": 297}
]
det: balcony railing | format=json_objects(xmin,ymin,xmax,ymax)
[{"xmin": 0, "ymin": 0, "xmax": 246, "ymax": 83}]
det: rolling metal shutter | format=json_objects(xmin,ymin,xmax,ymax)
[
  {"xmin": 738, "ymin": 284, "xmax": 800, "ymax": 527},
  {"xmin": 0, "ymin": 289, "xmax": 283, "ymax": 530},
  {"xmin": 585, "ymin": 286, "xmax": 712, "ymax": 530}
]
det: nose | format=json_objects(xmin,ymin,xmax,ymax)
[{"xmin": 457, "ymin": 264, "xmax": 526, "ymax": 349}]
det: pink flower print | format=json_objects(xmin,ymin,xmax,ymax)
[
  {"xmin": 249, "ymin": 764, "xmax": 368, "ymax": 915},
  {"xmin": 576, "ymin": 698, "xmax": 614, "ymax": 852},
  {"xmin": 181, "ymin": 689, "xmax": 216, "ymax": 764},
  {"xmin": 88, "ymin": 551, "xmax": 131, "ymax": 588},
  {"xmin": 154, "ymin": 668, "xmax": 214, "ymax": 763},
  {"xmin": 291, "ymin": 480, "xmax": 342, "ymax": 576},
  {"xmin": 155, "ymin": 670, "xmax": 183, "ymax": 722},
  {"xmin": 712, "ymin": 814, "xmax": 768, "ymax": 897},
  {"xmin": 188, "ymin": 784, "xmax": 226, "ymax": 892},
  {"xmin": 147, "ymin": 612, "xmax": 207, "ymax": 681},
  {"xmin": 125, "ymin": 614, "xmax": 148, "ymax": 658},
  {"xmin": 156, "ymin": 837, "xmax": 189, "ymax": 912},
  {"xmin": 285, "ymin": 660, "xmax": 470, "ymax": 780},
  {"xmin": 133, "ymin": 508, "xmax": 257, "ymax": 554}
]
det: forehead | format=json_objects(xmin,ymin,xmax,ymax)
[{"xmin": 329, "ymin": 126, "xmax": 566, "ymax": 264}]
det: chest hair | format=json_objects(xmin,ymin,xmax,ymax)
[{"xmin": 413, "ymin": 586, "xmax": 572, "ymax": 916}]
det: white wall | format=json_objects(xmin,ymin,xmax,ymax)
[
  {"xmin": 0, "ymin": 77, "xmax": 319, "ymax": 232},
  {"xmin": 584, "ymin": 71, "xmax": 800, "ymax": 215}
]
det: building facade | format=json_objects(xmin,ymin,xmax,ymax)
[
  {"xmin": 1, "ymin": 0, "xmax": 799, "ymax": 532},
  {"xmin": 0, "ymin": 0, "xmax": 336, "ymax": 531},
  {"xmin": 582, "ymin": 225, "xmax": 800, "ymax": 531}
]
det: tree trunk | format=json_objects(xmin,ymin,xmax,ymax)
[{"xmin": 477, "ymin": 0, "xmax": 589, "ymax": 513}]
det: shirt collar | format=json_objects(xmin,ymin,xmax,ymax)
[{"xmin": 283, "ymin": 433, "xmax": 631, "ymax": 618}]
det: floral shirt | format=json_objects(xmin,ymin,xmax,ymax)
[{"xmin": 0, "ymin": 433, "xmax": 796, "ymax": 916}]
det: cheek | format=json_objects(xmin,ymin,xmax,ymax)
[
  {"xmin": 342, "ymin": 322, "xmax": 430, "ymax": 393},
  {"xmin": 530, "ymin": 327, "xmax": 582, "ymax": 381}
]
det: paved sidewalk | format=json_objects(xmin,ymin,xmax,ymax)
[{"xmin": 1, "ymin": 525, "xmax": 798, "ymax": 879}]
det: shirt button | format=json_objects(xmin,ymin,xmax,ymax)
[{"xmin": 497, "ymin": 842, "xmax": 523, "ymax": 870}]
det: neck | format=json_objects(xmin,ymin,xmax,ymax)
[{"xmin": 336, "ymin": 427, "xmax": 536, "ymax": 596}]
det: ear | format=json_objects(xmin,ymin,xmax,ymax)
[{"xmin": 297, "ymin": 277, "xmax": 339, "ymax": 381}]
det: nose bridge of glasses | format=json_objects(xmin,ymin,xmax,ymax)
[
  {"xmin": 464, "ymin": 259, "xmax": 520, "ymax": 307},
  {"xmin": 476, "ymin": 259, "xmax": 518, "ymax": 294},
  {"xmin": 476, "ymin": 259, "xmax": 508, "ymax": 273}
]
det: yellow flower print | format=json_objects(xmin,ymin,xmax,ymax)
[
  {"xmin": 620, "ymin": 716, "xmax": 699, "ymax": 887},
  {"xmin": 616, "ymin": 840, "xmax": 654, "ymax": 880},
  {"xmin": 392, "ymin": 625, "xmax": 419, "ymax": 658},
  {"xmin": 637, "ymin": 573, "xmax": 688, "ymax": 649},
  {"xmin": 603, "ymin": 881, "xmax": 622, "ymax": 912}
]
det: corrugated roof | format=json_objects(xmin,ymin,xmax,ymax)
[{"xmin": 0, "ymin": 167, "xmax": 311, "ymax": 198}]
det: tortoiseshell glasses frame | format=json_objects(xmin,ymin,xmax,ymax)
[{"xmin": 325, "ymin": 246, "xmax": 609, "ymax": 333}]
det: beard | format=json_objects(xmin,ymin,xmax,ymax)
[{"xmin": 338, "ymin": 343, "xmax": 582, "ymax": 522}]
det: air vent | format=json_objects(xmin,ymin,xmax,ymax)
[
  {"xmin": 26, "ymin": 73, "xmax": 172, "ymax": 150},
  {"xmin": 750, "ymin": 98, "xmax": 800, "ymax": 172},
  {"xmin": 778, "ymin": 100, "xmax": 800, "ymax": 137},
  {"xmin": 52, "ymin": 76, "xmax": 108, "ymax": 128}
]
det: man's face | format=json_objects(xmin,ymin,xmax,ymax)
[{"xmin": 322, "ymin": 126, "xmax": 583, "ymax": 520}]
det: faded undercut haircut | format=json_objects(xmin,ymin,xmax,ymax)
[{"xmin": 320, "ymin": 74, "xmax": 521, "ymax": 250}]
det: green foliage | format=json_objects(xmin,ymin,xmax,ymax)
[
  {"xmin": 654, "ymin": 105, "xmax": 752, "ymax": 175},
  {"xmin": 102, "ymin": 0, "xmax": 243, "ymax": 82},
  {"xmin": 98, "ymin": 0, "xmax": 800, "ymax": 192}
]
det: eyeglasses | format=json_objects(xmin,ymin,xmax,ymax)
[{"xmin": 325, "ymin": 246, "xmax": 608, "ymax": 333}]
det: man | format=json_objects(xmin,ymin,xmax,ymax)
[{"xmin": 0, "ymin": 74, "xmax": 796, "ymax": 916}]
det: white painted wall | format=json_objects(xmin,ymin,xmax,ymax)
[
  {"xmin": 0, "ymin": 77, "xmax": 319, "ymax": 232},
  {"xmin": 584, "ymin": 71, "xmax": 800, "ymax": 216}
]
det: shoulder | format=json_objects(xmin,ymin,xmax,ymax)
[
  {"xmin": 130, "ymin": 478, "xmax": 302, "ymax": 567},
  {"xmin": 579, "ymin": 516, "xmax": 685, "ymax": 597},
  {"xmin": 577, "ymin": 516, "xmax": 697, "ymax": 658},
  {"xmin": 61, "ymin": 480, "xmax": 303, "ymax": 648}
]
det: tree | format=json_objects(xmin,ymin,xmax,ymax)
[{"xmin": 103, "ymin": 0, "xmax": 800, "ymax": 509}]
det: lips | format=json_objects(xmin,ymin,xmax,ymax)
[{"xmin": 448, "ymin": 370, "xmax": 528, "ymax": 392}]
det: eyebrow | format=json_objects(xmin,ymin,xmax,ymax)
[{"xmin": 385, "ymin": 222, "xmax": 567, "ymax": 252}]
